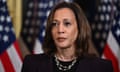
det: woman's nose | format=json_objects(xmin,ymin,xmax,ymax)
[{"xmin": 58, "ymin": 24, "xmax": 65, "ymax": 34}]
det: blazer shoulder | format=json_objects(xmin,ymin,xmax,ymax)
[
  {"xmin": 90, "ymin": 57, "xmax": 112, "ymax": 65},
  {"xmin": 77, "ymin": 57, "xmax": 113, "ymax": 72},
  {"xmin": 23, "ymin": 53, "xmax": 50, "ymax": 62},
  {"xmin": 82, "ymin": 55, "xmax": 112, "ymax": 63},
  {"xmin": 21, "ymin": 53, "xmax": 51, "ymax": 72},
  {"xmin": 86, "ymin": 57, "xmax": 113, "ymax": 72}
]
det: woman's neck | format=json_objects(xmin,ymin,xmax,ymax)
[{"xmin": 55, "ymin": 47, "xmax": 76, "ymax": 61}]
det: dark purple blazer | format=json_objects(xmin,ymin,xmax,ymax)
[{"xmin": 21, "ymin": 54, "xmax": 113, "ymax": 72}]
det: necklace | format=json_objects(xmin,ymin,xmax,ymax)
[{"xmin": 54, "ymin": 55, "xmax": 77, "ymax": 71}]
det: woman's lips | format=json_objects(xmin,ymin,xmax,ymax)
[{"xmin": 57, "ymin": 37, "xmax": 66, "ymax": 42}]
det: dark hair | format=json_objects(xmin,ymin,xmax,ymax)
[{"xmin": 42, "ymin": 2, "xmax": 93, "ymax": 57}]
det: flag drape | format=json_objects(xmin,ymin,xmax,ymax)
[
  {"xmin": 91, "ymin": 0, "xmax": 120, "ymax": 71},
  {"xmin": 0, "ymin": 0, "xmax": 22, "ymax": 72},
  {"xmin": 102, "ymin": 0, "xmax": 120, "ymax": 72}
]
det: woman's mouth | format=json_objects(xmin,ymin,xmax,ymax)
[{"xmin": 57, "ymin": 37, "xmax": 66, "ymax": 42}]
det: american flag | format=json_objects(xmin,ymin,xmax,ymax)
[
  {"xmin": 91, "ymin": 0, "xmax": 114, "ymax": 55},
  {"xmin": 91, "ymin": 0, "xmax": 120, "ymax": 71},
  {"xmin": 21, "ymin": 0, "xmax": 41, "ymax": 53},
  {"xmin": 0, "ymin": 0, "xmax": 22, "ymax": 72},
  {"xmin": 102, "ymin": 0, "xmax": 120, "ymax": 72}
]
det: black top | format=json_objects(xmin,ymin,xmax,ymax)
[{"xmin": 21, "ymin": 54, "xmax": 113, "ymax": 72}]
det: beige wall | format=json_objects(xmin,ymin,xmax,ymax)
[{"xmin": 7, "ymin": 0, "xmax": 22, "ymax": 38}]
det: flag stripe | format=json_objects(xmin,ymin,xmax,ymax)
[
  {"xmin": 33, "ymin": 39, "xmax": 43, "ymax": 54},
  {"xmin": 0, "ymin": 61, "xmax": 5, "ymax": 72},
  {"xmin": 0, "ymin": 51, "xmax": 15, "ymax": 72},
  {"xmin": 107, "ymin": 31, "xmax": 120, "ymax": 59},
  {"xmin": 103, "ymin": 31, "xmax": 120, "ymax": 72},
  {"xmin": 14, "ymin": 41, "xmax": 23, "ymax": 61},
  {"xmin": 7, "ymin": 43, "xmax": 22, "ymax": 72},
  {"xmin": 103, "ymin": 44, "xmax": 119, "ymax": 72}
]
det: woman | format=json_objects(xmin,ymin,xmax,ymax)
[{"xmin": 22, "ymin": 2, "xmax": 113, "ymax": 72}]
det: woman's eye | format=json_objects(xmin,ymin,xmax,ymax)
[
  {"xmin": 51, "ymin": 21, "xmax": 58, "ymax": 26},
  {"xmin": 64, "ymin": 22, "xmax": 71, "ymax": 26}
]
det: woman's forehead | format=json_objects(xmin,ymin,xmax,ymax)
[{"xmin": 53, "ymin": 8, "xmax": 75, "ymax": 19}]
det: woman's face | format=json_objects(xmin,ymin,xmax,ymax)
[{"xmin": 51, "ymin": 8, "xmax": 78, "ymax": 49}]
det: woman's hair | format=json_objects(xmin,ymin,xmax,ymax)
[{"xmin": 42, "ymin": 2, "xmax": 94, "ymax": 57}]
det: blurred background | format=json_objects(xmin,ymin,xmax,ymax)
[{"xmin": 0, "ymin": 0, "xmax": 120, "ymax": 72}]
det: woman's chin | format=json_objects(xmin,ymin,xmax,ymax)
[{"xmin": 56, "ymin": 45, "xmax": 70, "ymax": 49}]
